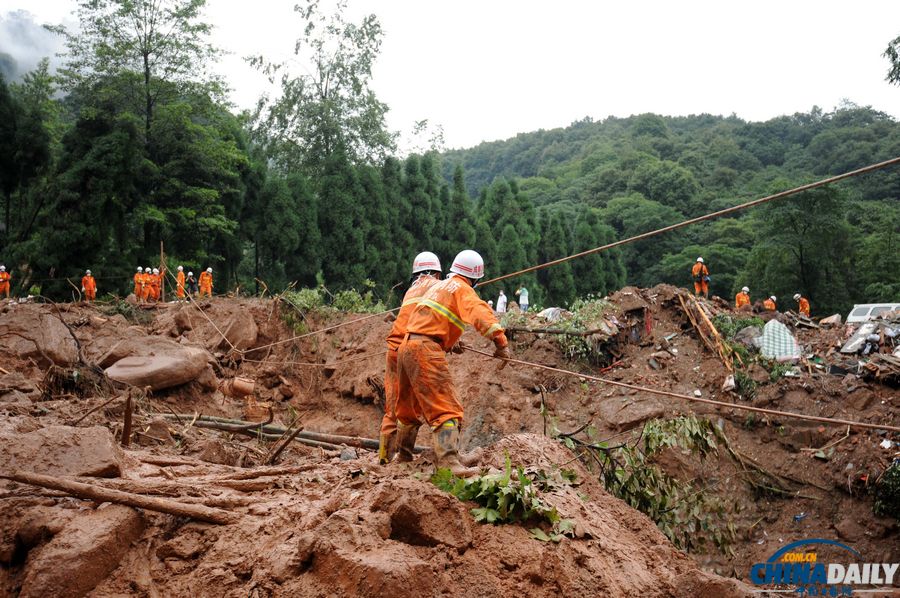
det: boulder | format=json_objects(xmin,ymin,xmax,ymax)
[
  {"xmin": 597, "ymin": 397, "xmax": 666, "ymax": 430},
  {"xmin": 213, "ymin": 307, "xmax": 258, "ymax": 352},
  {"xmin": 0, "ymin": 425, "xmax": 123, "ymax": 478},
  {"xmin": 105, "ymin": 346, "xmax": 208, "ymax": 391},
  {"xmin": 0, "ymin": 311, "xmax": 78, "ymax": 366},
  {"xmin": 19, "ymin": 505, "xmax": 144, "ymax": 598}
]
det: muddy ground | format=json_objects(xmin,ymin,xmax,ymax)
[{"xmin": 0, "ymin": 285, "xmax": 897, "ymax": 597}]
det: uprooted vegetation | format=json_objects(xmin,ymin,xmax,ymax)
[{"xmin": 0, "ymin": 283, "xmax": 897, "ymax": 596}]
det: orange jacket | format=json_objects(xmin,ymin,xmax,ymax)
[
  {"xmin": 81, "ymin": 275, "xmax": 96, "ymax": 292},
  {"xmin": 148, "ymin": 273, "xmax": 160, "ymax": 290},
  {"xmin": 134, "ymin": 272, "xmax": 142, "ymax": 286},
  {"xmin": 0, "ymin": 272, "xmax": 10, "ymax": 284},
  {"xmin": 763, "ymin": 299, "xmax": 777, "ymax": 311},
  {"xmin": 735, "ymin": 292, "xmax": 750, "ymax": 308},
  {"xmin": 386, "ymin": 275, "xmax": 439, "ymax": 351},
  {"xmin": 691, "ymin": 263, "xmax": 709, "ymax": 280},
  {"xmin": 140, "ymin": 272, "xmax": 151, "ymax": 286},
  {"xmin": 798, "ymin": 297, "xmax": 810, "ymax": 317},
  {"xmin": 404, "ymin": 274, "xmax": 507, "ymax": 351},
  {"xmin": 177, "ymin": 270, "xmax": 185, "ymax": 289},
  {"xmin": 199, "ymin": 271, "xmax": 213, "ymax": 291}
]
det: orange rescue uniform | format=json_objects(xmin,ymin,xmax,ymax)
[
  {"xmin": 141, "ymin": 273, "xmax": 153, "ymax": 301},
  {"xmin": 0, "ymin": 271, "xmax": 10, "ymax": 298},
  {"xmin": 691, "ymin": 262, "xmax": 709, "ymax": 296},
  {"xmin": 735, "ymin": 292, "xmax": 750, "ymax": 309},
  {"xmin": 81, "ymin": 275, "xmax": 97, "ymax": 301},
  {"xmin": 133, "ymin": 272, "xmax": 143, "ymax": 297},
  {"xmin": 798, "ymin": 297, "xmax": 810, "ymax": 317},
  {"xmin": 396, "ymin": 275, "xmax": 507, "ymax": 429},
  {"xmin": 198, "ymin": 272, "xmax": 213, "ymax": 297},
  {"xmin": 176, "ymin": 270, "xmax": 186, "ymax": 298},
  {"xmin": 763, "ymin": 299, "xmax": 777, "ymax": 311},
  {"xmin": 382, "ymin": 276, "xmax": 437, "ymax": 438}
]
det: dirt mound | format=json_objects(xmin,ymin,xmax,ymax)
[{"xmin": 0, "ymin": 291, "xmax": 897, "ymax": 595}]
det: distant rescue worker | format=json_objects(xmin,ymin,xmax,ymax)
[
  {"xmin": 515, "ymin": 287, "xmax": 529, "ymax": 312},
  {"xmin": 81, "ymin": 270, "xmax": 97, "ymax": 302},
  {"xmin": 379, "ymin": 251, "xmax": 442, "ymax": 465},
  {"xmin": 794, "ymin": 293, "xmax": 810, "ymax": 317},
  {"xmin": 691, "ymin": 257, "xmax": 710, "ymax": 298},
  {"xmin": 496, "ymin": 290, "xmax": 507, "ymax": 313},
  {"xmin": 396, "ymin": 249, "xmax": 510, "ymax": 478},
  {"xmin": 185, "ymin": 271, "xmax": 199, "ymax": 297},
  {"xmin": 198, "ymin": 267, "xmax": 213, "ymax": 298},
  {"xmin": 0, "ymin": 265, "xmax": 10, "ymax": 299},
  {"xmin": 133, "ymin": 267, "xmax": 144, "ymax": 298},
  {"xmin": 149, "ymin": 268, "xmax": 162, "ymax": 301},
  {"xmin": 176, "ymin": 265, "xmax": 186, "ymax": 300},
  {"xmin": 764, "ymin": 295, "xmax": 777, "ymax": 311},
  {"xmin": 142, "ymin": 266, "xmax": 153, "ymax": 301},
  {"xmin": 735, "ymin": 286, "xmax": 751, "ymax": 309}
]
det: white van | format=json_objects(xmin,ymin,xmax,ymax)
[{"xmin": 846, "ymin": 303, "xmax": 900, "ymax": 324}]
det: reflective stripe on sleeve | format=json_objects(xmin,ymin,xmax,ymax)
[{"xmin": 418, "ymin": 299, "xmax": 465, "ymax": 331}]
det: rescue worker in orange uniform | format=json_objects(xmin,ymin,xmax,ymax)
[
  {"xmin": 379, "ymin": 251, "xmax": 442, "ymax": 465},
  {"xmin": 691, "ymin": 257, "xmax": 709, "ymax": 298},
  {"xmin": 176, "ymin": 265, "xmax": 186, "ymax": 300},
  {"xmin": 145, "ymin": 268, "xmax": 157, "ymax": 301},
  {"xmin": 81, "ymin": 270, "xmax": 97, "ymax": 302},
  {"xmin": 764, "ymin": 295, "xmax": 777, "ymax": 311},
  {"xmin": 133, "ymin": 267, "xmax": 144, "ymax": 298},
  {"xmin": 141, "ymin": 266, "xmax": 153, "ymax": 302},
  {"xmin": 198, "ymin": 267, "xmax": 213, "ymax": 298},
  {"xmin": 396, "ymin": 249, "xmax": 510, "ymax": 478},
  {"xmin": 735, "ymin": 286, "xmax": 750, "ymax": 309},
  {"xmin": 794, "ymin": 293, "xmax": 810, "ymax": 317},
  {"xmin": 0, "ymin": 265, "xmax": 11, "ymax": 299}
]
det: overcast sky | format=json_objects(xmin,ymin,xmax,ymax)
[{"xmin": 3, "ymin": 1, "xmax": 899, "ymax": 150}]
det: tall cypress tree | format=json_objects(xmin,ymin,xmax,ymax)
[
  {"xmin": 358, "ymin": 164, "xmax": 395, "ymax": 294},
  {"xmin": 382, "ymin": 156, "xmax": 411, "ymax": 285},
  {"xmin": 402, "ymin": 155, "xmax": 435, "ymax": 250},
  {"xmin": 318, "ymin": 145, "xmax": 366, "ymax": 289},
  {"xmin": 447, "ymin": 163, "xmax": 476, "ymax": 249},
  {"xmin": 542, "ymin": 211, "xmax": 576, "ymax": 305}
]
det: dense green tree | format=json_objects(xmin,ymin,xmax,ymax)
[
  {"xmin": 317, "ymin": 145, "xmax": 366, "ymax": 289},
  {"xmin": 537, "ymin": 211, "xmax": 576, "ymax": 306},
  {"xmin": 446, "ymin": 164, "xmax": 476, "ymax": 249},
  {"xmin": 52, "ymin": 0, "xmax": 220, "ymax": 146},
  {"xmin": 571, "ymin": 208, "xmax": 624, "ymax": 297},
  {"xmin": 250, "ymin": 0, "xmax": 394, "ymax": 174},
  {"xmin": 886, "ymin": 34, "xmax": 900, "ymax": 85}
]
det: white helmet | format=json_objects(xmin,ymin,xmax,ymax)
[
  {"xmin": 206, "ymin": 267, "xmax": 212, "ymax": 273},
  {"xmin": 770, "ymin": 296, "xmax": 777, "ymax": 301},
  {"xmin": 85, "ymin": 269, "xmax": 91, "ymax": 275},
  {"xmin": 793, "ymin": 293, "xmax": 801, "ymax": 301},
  {"xmin": 696, "ymin": 257, "xmax": 704, "ymax": 263},
  {"xmin": 412, "ymin": 251, "xmax": 441, "ymax": 274},
  {"xmin": 137, "ymin": 266, "xmax": 143, "ymax": 272},
  {"xmin": 145, "ymin": 266, "xmax": 151, "ymax": 272},
  {"xmin": 741, "ymin": 286, "xmax": 749, "ymax": 293},
  {"xmin": 188, "ymin": 272, "xmax": 193, "ymax": 277},
  {"xmin": 177, "ymin": 265, "xmax": 183, "ymax": 272},
  {"xmin": 450, "ymin": 250, "xmax": 485, "ymax": 280},
  {"xmin": 152, "ymin": 268, "xmax": 159, "ymax": 274},
  {"xmin": 0, "ymin": 265, "xmax": 5, "ymax": 272}
]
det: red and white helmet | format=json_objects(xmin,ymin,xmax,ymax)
[
  {"xmin": 450, "ymin": 250, "xmax": 484, "ymax": 280},
  {"xmin": 412, "ymin": 251, "xmax": 441, "ymax": 274}
]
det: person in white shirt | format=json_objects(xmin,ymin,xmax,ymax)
[{"xmin": 496, "ymin": 290, "xmax": 507, "ymax": 313}]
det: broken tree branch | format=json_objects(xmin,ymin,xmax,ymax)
[{"xmin": 1, "ymin": 471, "xmax": 239, "ymax": 525}]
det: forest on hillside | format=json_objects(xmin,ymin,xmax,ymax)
[{"xmin": 1, "ymin": 0, "xmax": 898, "ymax": 316}]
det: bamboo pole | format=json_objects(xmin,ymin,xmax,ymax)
[{"xmin": 1, "ymin": 471, "xmax": 239, "ymax": 525}]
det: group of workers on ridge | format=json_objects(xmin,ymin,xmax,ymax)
[
  {"xmin": 692, "ymin": 257, "xmax": 811, "ymax": 316},
  {"xmin": 379, "ymin": 249, "xmax": 510, "ymax": 478},
  {"xmin": 132, "ymin": 266, "xmax": 214, "ymax": 302}
]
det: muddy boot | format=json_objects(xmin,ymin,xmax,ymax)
[
  {"xmin": 377, "ymin": 431, "xmax": 397, "ymax": 465},
  {"xmin": 395, "ymin": 421, "xmax": 419, "ymax": 463},
  {"xmin": 432, "ymin": 420, "xmax": 479, "ymax": 478}
]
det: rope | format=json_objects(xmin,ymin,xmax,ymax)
[
  {"xmin": 242, "ymin": 349, "xmax": 387, "ymax": 368},
  {"xmin": 248, "ymin": 308, "xmax": 399, "ymax": 353},
  {"xmin": 463, "ymin": 346, "xmax": 900, "ymax": 434},
  {"xmin": 159, "ymin": 265, "xmax": 238, "ymax": 353},
  {"xmin": 478, "ymin": 155, "xmax": 900, "ymax": 287}
]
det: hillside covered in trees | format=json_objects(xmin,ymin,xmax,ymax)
[{"xmin": 0, "ymin": 0, "xmax": 898, "ymax": 316}]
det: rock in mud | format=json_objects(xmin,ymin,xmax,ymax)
[
  {"xmin": 372, "ymin": 480, "xmax": 473, "ymax": 552},
  {"xmin": 214, "ymin": 307, "xmax": 258, "ymax": 352},
  {"xmin": 19, "ymin": 505, "xmax": 144, "ymax": 598},
  {"xmin": 104, "ymin": 345, "xmax": 208, "ymax": 391},
  {"xmin": 0, "ymin": 311, "xmax": 78, "ymax": 366},
  {"xmin": 0, "ymin": 424, "xmax": 123, "ymax": 478}
]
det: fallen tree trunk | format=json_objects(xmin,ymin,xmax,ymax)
[{"xmin": 1, "ymin": 471, "xmax": 239, "ymax": 525}]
